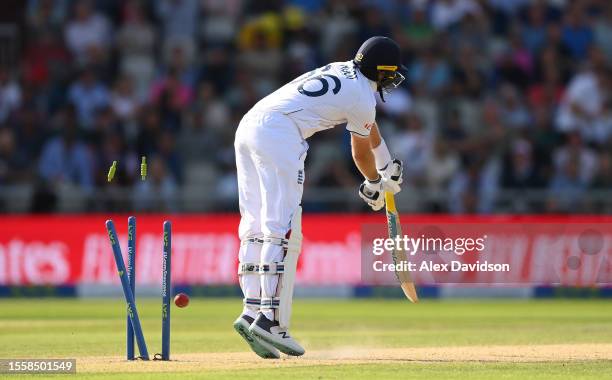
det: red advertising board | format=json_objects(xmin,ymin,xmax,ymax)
[
  {"xmin": 0, "ymin": 214, "xmax": 378, "ymax": 286},
  {"xmin": 362, "ymin": 220, "xmax": 612, "ymax": 286},
  {"xmin": 0, "ymin": 214, "xmax": 610, "ymax": 286}
]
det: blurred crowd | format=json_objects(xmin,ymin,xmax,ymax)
[{"xmin": 0, "ymin": 0, "xmax": 611, "ymax": 213}]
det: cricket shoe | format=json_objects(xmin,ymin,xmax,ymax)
[
  {"xmin": 233, "ymin": 315, "xmax": 280, "ymax": 359},
  {"xmin": 249, "ymin": 313, "xmax": 305, "ymax": 356}
]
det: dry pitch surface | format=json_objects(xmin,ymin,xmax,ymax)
[
  {"xmin": 80, "ymin": 344, "xmax": 612, "ymax": 372},
  {"xmin": 1, "ymin": 299, "xmax": 611, "ymax": 379}
]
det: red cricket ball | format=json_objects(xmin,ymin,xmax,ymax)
[{"xmin": 174, "ymin": 293, "xmax": 190, "ymax": 308}]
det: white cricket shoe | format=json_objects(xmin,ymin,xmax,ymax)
[
  {"xmin": 249, "ymin": 313, "xmax": 305, "ymax": 356},
  {"xmin": 233, "ymin": 314, "xmax": 280, "ymax": 359}
]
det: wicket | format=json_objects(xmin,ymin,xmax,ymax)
[
  {"xmin": 161, "ymin": 221, "xmax": 172, "ymax": 360},
  {"xmin": 127, "ymin": 216, "xmax": 136, "ymax": 360},
  {"xmin": 106, "ymin": 220, "xmax": 150, "ymax": 360},
  {"xmin": 105, "ymin": 217, "xmax": 173, "ymax": 361}
]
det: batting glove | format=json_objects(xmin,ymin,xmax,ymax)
[
  {"xmin": 378, "ymin": 159, "xmax": 403, "ymax": 194},
  {"xmin": 359, "ymin": 177, "xmax": 385, "ymax": 211}
]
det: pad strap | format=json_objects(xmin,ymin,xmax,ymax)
[
  {"xmin": 259, "ymin": 262, "xmax": 285, "ymax": 274},
  {"xmin": 243, "ymin": 297, "xmax": 261, "ymax": 307},
  {"xmin": 263, "ymin": 237, "xmax": 288, "ymax": 248},
  {"xmin": 260, "ymin": 297, "xmax": 280, "ymax": 310},
  {"xmin": 241, "ymin": 237, "xmax": 264, "ymax": 246},
  {"xmin": 238, "ymin": 263, "xmax": 259, "ymax": 275}
]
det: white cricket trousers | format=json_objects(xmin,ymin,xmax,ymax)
[{"xmin": 234, "ymin": 110, "xmax": 307, "ymax": 319}]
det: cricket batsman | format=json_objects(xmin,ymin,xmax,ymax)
[{"xmin": 233, "ymin": 36, "xmax": 405, "ymax": 358}]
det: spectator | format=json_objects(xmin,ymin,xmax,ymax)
[
  {"xmin": 116, "ymin": 0, "xmax": 156, "ymax": 99},
  {"xmin": 495, "ymin": 33, "xmax": 534, "ymax": 90},
  {"xmin": 487, "ymin": 0, "xmax": 530, "ymax": 35},
  {"xmin": 487, "ymin": 0, "xmax": 530, "ymax": 17},
  {"xmin": 450, "ymin": 45, "xmax": 485, "ymax": 99},
  {"xmin": 27, "ymin": 0, "xmax": 69, "ymax": 33},
  {"xmin": 501, "ymin": 138, "xmax": 543, "ymax": 189},
  {"xmin": 156, "ymin": 130, "xmax": 183, "ymax": 183},
  {"xmin": 155, "ymin": 0, "xmax": 199, "ymax": 40},
  {"xmin": 306, "ymin": 128, "xmax": 358, "ymax": 192},
  {"xmin": 498, "ymin": 83, "xmax": 531, "ymax": 130},
  {"xmin": 556, "ymin": 66, "xmax": 611, "ymax": 143},
  {"xmin": 200, "ymin": 0, "xmax": 241, "ymax": 45},
  {"xmin": 390, "ymin": 113, "xmax": 432, "ymax": 184},
  {"xmin": 150, "ymin": 68, "xmax": 193, "ymax": 106},
  {"xmin": 283, "ymin": 15, "xmax": 318, "ymax": 82},
  {"xmin": 90, "ymin": 106, "xmax": 120, "ymax": 142},
  {"xmin": 552, "ymin": 132, "xmax": 599, "ymax": 185},
  {"xmin": 441, "ymin": 109, "xmax": 469, "ymax": 159},
  {"xmin": 64, "ymin": 0, "xmax": 112, "ymax": 64},
  {"xmin": 451, "ymin": 10, "xmax": 488, "ymax": 51},
  {"xmin": 0, "ymin": 128, "xmax": 28, "ymax": 184},
  {"xmin": 426, "ymin": 140, "xmax": 459, "ymax": 192},
  {"xmin": 150, "ymin": 68, "xmax": 193, "ymax": 130},
  {"xmin": 561, "ymin": 6, "xmax": 593, "ymax": 60},
  {"xmin": 400, "ymin": 6, "xmax": 435, "ymax": 50},
  {"xmin": 408, "ymin": 47, "xmax": 451, "ymax": 97},
  {"xmin": 591, "ymin": 98, "xmax": 612, "ymax": 146},
  {"xmin": 448, "ymin": 155, "xmax": 500, "ymax": 214},
  {"xmin": 522, "ymin": 1, "xmax": 549, "ymax": 54},
  {"xmin": 357, "ymin": 6, "xmax": 391, "ymax": 41},
  {"xmin": 190, "ymin": 81, "xmax": 230, "ymax": 131},
  {"xmin": 38, "ymin": 107, "xmax": 94, "ymax": 190},
  {"xmin": 431, "ymin": 0, "xmax": 482, "ymax": 31},
  {"xmin": 288, "ymin": 0, "xmax": 325, "ymax": 14},
  {"xmin": 22, "ymin": 32, "xmax": 70, "ymax": 89},
  {"xmin": 161, "ymin": 41, "xmax": 198, "ymax": 89},
  {"xmin": 0, "ymin": 0, "xmax": 609, "ymax": 214},
  {"xmin": 547, "ymin": 156, "xmax": 587, "ymax": 212},
  {"xmin": 593, "ymin": 3, "xmax": 612, "ymax": 62},
  {"xmin": 68, "ymin": 68, "xmax": 110, "ymax": 129},
  {"xmin": 0, "ymin": 68, "xmax": 21, "ymax": 123},
  {"xmin": 592, "ymin": 152, "xmax": 612, "ymax": 189},
  {"xmin": 238, "ymin": 28, "xmax": 283, "ymax": 92},
  {"xmin": 132, "ymin": 155, "xmax": 178, "ymax": 211},
  {"xmin": 137, "ymin": 106, "xmax": 162, "ymax": 156},
  {"xmin": 530, "ymin": 107, "xmax": 559, "ymax": 183},
  {"xmin": 13, "ymin": 107, "xmax": 46, "ymax": 166},
  {"xmin": 110, "ymin": 76, "xmax": 139, "ymax": 122},
  {"xmin": 376, "ymin": 78, "xmax": 413, "ymax": 118},
  {"xmin": 527, "ymin": 64, "xmax": 564, "ymax": 110},
  {"xmin": 545, "ymin": 23, "xmax": 573, "ymax": 64},
  {"xmin": 318, "ymin": 1, "xmax": 358, "ymax": 59}
]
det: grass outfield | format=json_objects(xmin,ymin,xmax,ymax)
[{"xmin": 1, "ymin": 298, "xmax": 611, "ymax": 379}]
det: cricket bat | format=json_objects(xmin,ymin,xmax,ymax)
[{"xmin": 384, "ymin": 191, "xmax": 419, "ymax": 303}]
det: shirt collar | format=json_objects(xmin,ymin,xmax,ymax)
[{"xmin": 353, "ymin": 61, "xmax": 378, "ymax": 92}]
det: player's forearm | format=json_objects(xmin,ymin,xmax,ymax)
[
  {"xmin": 369, "ymin": 123, "xmax": 392, "ymax": 169},
  {"xmin": 369, "ymin": 122, "xmax": 382, "ymax": 149},
  {"xmin": 352, "ymin": 150, "xmax": 379, "ymax": 181},
  {"xmin": 351, "ymin": 134, "xmax": 379, "ymax": 181}
]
